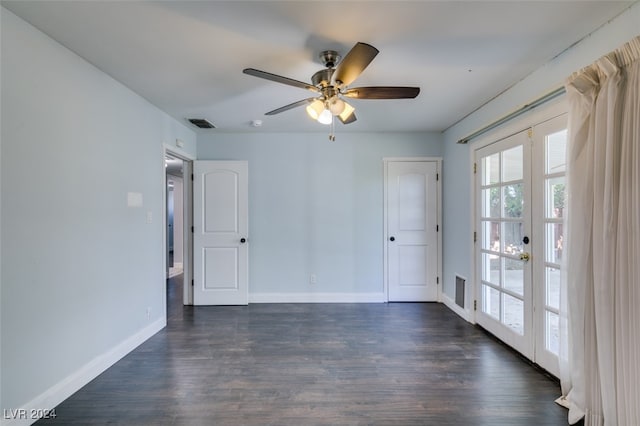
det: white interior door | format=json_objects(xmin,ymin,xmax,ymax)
[
  {"xmin": 475, "ymin": 132, "xmax": 533, "ymax": 357},
  {"xmin": 387, "ymin": 161, "xmax": 439, "ymax": 302},
  {"xmin": 193, "ymin": 161, "xmax": 248, "ymax": 305}
]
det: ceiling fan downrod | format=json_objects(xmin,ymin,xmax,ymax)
[{"xmin": 319, "ymin": 50, "xmax": 341, "ymax": 68}]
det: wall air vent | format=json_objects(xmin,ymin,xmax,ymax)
[
  {"xmin": 455, "ymin": 275, "xmax": 466, "ymax": 308},
  {"xmin": 188, "ymin": 118, "xmax": 215, "ymax": 129}
]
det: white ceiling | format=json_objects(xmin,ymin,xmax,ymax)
[{"xmin": 2, "ymin": 1, "xmax": 634, "ymax": 134}]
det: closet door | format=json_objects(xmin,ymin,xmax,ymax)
[{"xmin": 386, "ymin": 160, "xmax": 439, "ymax": 302}]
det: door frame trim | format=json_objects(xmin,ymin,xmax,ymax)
[
  {"xmin": 163, "ymin": 145, "xmax": 195, "ymax": 307},
  {"xmin": 383, "ymin": 157, "xmax": 443, "ymax": 303}
]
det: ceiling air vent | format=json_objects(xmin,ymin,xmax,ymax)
[{"xmin": 188, "ymin": 118, "xmax": 215, "ymax": 129}]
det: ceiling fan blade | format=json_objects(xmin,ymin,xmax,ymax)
[
  {"xmin": 333, "ymin": 42, "xmax": 379, "ymax": 87},
  {"xmin": 265, "ymin": 98, "xmax": 316, "ymax": 116},
  {"xmin": 343, "ymin": 86, "xmax": 420, "ymax": 99},
  {"xmin": 243, "ymin": 68, "xmax": 319, "ymax": 93}
]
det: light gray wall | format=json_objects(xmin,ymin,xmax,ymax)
[
  {"xmin": 198, "ymin": 132, "xmax": 442, "ymax": 298},
  {"xmin": 0, "ymin": 9, "xmax": 196, "ymax": 411},
  {"xmin": 441, "ymin": 3, "xmax": 640, "ymax": 307}
]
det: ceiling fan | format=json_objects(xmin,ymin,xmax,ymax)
[{"xmin": 243, "ymin": 42, "xmax": 420, "ymax": 139}]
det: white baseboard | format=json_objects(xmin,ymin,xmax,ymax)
[
  {"xmin": 1, "ymin": 318, "xmax": 166, "ymax": 426},
  {"xmin": 442, "ymin": 293, "xmax": 473, "ymax": 323},
  {"xmin": 249, "ymin": 292, "xmax": 386, "ymax": 304}
]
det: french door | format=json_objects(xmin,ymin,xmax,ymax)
[
  {"xmin": 532, "ymin": 116, "xmax": 567, "ymax": 376},
  {"xmin": 476, "ymin": 131, "xmax": 532, "ymax": 357},
  {"xmin": 475, "ymin": 114, "xmax": 566, "ymax": 376}
]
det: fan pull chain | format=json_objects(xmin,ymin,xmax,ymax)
[{"xmin": 329, "ymin": 117, "xmax": 336, "ymax": 141}]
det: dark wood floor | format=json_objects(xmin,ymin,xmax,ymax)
[{"xmin": 37, "ymin": 275, "xmax": 570, "ymax": 425}]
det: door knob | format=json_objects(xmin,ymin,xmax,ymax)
[
  {"xmin": 389, "ymin": 236, "xmax": 395, "ymax": 242},
  {"xmin": 519, "ymin": 252, "xmax": 530, "ymax": 261},
  {"xmin": 240, "ymin": 238, "xmax": 246, "ymax": 243}
]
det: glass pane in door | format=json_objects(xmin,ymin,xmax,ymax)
[
  {"xmin": 503, "ymin": 184, "xmax": 524, "ymax": 218},
  {"xmin": 482, "ymin": 188, "xmax": 501, "ymax": 217},
  {"xmin": 482, "ymin": 253, "xmax": 500, "ymax": 284},
  {"xmin": 546, "ymin": 311, "xmax": 560, "ymax": 356},
  {"xmin": 502, "ymin": 146, "xmax": 523, "ymax": 181},
  {"xmin": 502, "ymin": 222, "xmax": 524, "ymax": 255},
  {"xmin": 482, "ymin": 221, "xmax": 501, "ymax": 251},
  {"xmin": 545, "ymin": 267, "xmax": 560, "ymax": 310},
  {"xmin": 546, "ymin": 130, "xmax": 567, "ymax": 173},
  {"xmin": 503, "ymin": 293, "xmax": 524, "ymax": 335},
  {"xmin": 483, "ymin": 284, "xmax": 500, "ymax": 320},
  {"xmin": 504, "ymin": 258, "xmax": 524, "ymax": 296},
  {"xmin": 483, "ymin": 153, "xmax": 500, "ymax": 185}
]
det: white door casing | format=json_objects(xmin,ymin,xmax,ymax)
[
  {"xmin": 386, "ymin": 160, "xmax": 439, "ymax": 302},
  {"xmin": 193, "ymin": 161, "xmax": 248, "ymax": 305},
  {"xmin": 163, "ymin": 147, "xmax": 194, "ymax": 306}
]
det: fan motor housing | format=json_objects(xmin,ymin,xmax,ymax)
[{"xmin": 312, "ymin": 68, "xmax": 334, "ymax": 88}]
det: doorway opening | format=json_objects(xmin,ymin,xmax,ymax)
[
  {"xmin": 164, "ymin": 151, "xmax": 194, "ymax": 314},
  {"xmin": 166, "ymin": 156, "xmax": 184, "ymax": 279}
]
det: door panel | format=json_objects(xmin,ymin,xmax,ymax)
[
  {"xmin": 531, "ymin": 114, "xmax": 567, "ymax": 377},
  {"xmin": 398, "ymin": 174, "xmax": 427, "ymax": 230},
  {"xmin": 475, "ymin": 131, "xmax": 532, "ymax": 357},
  {"xmin": 399, "ymin": 245, "xmax": 427, "ymax": 285},
  {"xmin": 204, "ymin": 247, "xmax": 238, "ymax": 289},
  {"xmin": 204, "ymin": 171, "xmax": 239, "ymax": 232},
  {"xmin": 387, "ymin": 161, "xmax": 438, "ymax": 302},
  {"xmin": 194, "ymin": 161, "xmax": 248, "ymax": 305}
]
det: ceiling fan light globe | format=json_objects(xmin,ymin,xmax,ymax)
[
  {"xmin": 318, "ymin": 108, "xmax": 333, "ymax": 125},
  {"xmin": 306, "ymin": 99, "xmax": 324, "ymax": 120},
  {"xmin": 338, "ymin": 101, "xmax": 356, "ymax": 121},
  {"xmin": 329, "ymin": 98, "xmax": 346, "ymax": 115}
]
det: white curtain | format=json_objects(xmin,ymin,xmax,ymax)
[{"xmin": 560, "ymin": 36, "xmax": 640, "ymax": 426}]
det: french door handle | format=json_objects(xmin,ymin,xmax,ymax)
[
  {"xmin": 389, "ymin": 236, "xmax": 395, "ymax": 242},
  {"xmin": 520, "ymin": 252, "xmax": 530, "ymax": 261},
  {"xmin": 240, "ymin": 238, "xmax": 246, "ymax": 243}
]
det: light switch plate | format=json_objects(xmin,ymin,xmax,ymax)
[{"xmin": 127, "ymin": 192, "xmax": 143, "ymax": 207}]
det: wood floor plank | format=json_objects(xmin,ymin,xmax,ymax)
[{"xmin": 36, "ymin": 275, "xmax": 570, "ymax": 425}]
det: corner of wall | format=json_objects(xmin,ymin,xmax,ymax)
[{"xmin": 442, "ymin": 293, "xmax": 473, "ymax": 324}]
